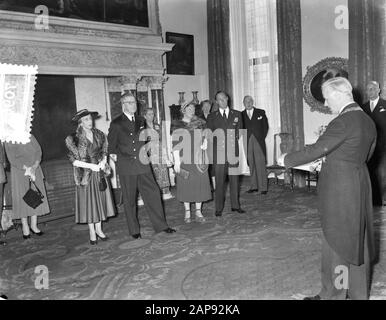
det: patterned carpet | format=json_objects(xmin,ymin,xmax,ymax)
[{"xmin": 1, "ymin": 178, "xmax": 386, "ymax": 300}]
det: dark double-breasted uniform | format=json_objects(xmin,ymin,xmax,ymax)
[
  {"xmin": 284, "ymin": 103, "xmax": 377, "ymax": 299},
  {"xmin": 241, "ymin": 108, "xmax": 269, "ymax": 192},
  {"xmin": 206, "ymin": 108, "xmax": 243, "ymax": 212},
  {"xmin": 107, "ymin": 114, "xmax": 169, "ymax": 235},
  {"xmin": 362, "ymin": 98, "xmax": 386, "ymax": 205}
]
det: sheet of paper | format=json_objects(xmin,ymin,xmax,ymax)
[
  {"xmin": 0, "ymin": 63, "xmax": 38, "ymax": 144},
  {"xmin": 293, "ymin": 159, "xmax": 322, "ymax": 172}
]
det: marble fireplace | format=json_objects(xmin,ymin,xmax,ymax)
[{"xmin": 0, "ymin": 0, "xmax": 173, "ymax": 221}]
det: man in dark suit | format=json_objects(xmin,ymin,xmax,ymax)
[
  {"xmin": 280, "ymin": 77, "xmax": 376, "ymax": 300},
  {"xmin": 206, "ymin": 91, "xmax": 245, "ymax": 216},
  {"xmin": 362, "ymin": 81, "xmax": 386, "ymax": 206},
  {"xmin": 107, "ymin": 93, "xmax": 175, "ymax": 239},
  {"xmin": 241, "ymin": 95, "xmax": 269, "ymax": 194}
]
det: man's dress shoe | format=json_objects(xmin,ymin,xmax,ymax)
[
  {"xmin": 132, "ymin": 233, "xmax": 142, "ymax": 239},
  {"xmin": 231, "ymin": 208, "xmax": 246, "ymax": 214},
  {"xmin": 215, "ymin": 211, "xmax": 222, "ymax": 217},
  {"xmin": 246, "ymin": 189, "xmax": 258, "ymax": 193},
  {"xmin": 303, "ymin": 295, "xmax": 321, "ymax": 300},
  {"xmin": 163, "ymin": 227, "xmax": 176, "ymax": 233},
  {"xmin": 260, "ymin": 191, "xmax": 267, "ymax": 195}
]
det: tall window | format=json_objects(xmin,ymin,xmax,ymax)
[
  {"xmin": 245, "ymin": 0, "xmax": 279, "ymax": 107},
  {"xmin": 244, "ymin": 0, "xmax": 280, "ymax": 164},
  {"xmin": 230, "ymin": 0, "xmax": 280, "ymax": 165}
]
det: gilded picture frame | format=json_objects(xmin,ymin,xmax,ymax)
[{"xmin": 303, "ymin": 57, "xmax": 349, "ymax": 114}]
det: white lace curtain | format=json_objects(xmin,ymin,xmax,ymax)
[{"xmin": 229, "ymin": 0, "xmax": 281, "ymax": 168}]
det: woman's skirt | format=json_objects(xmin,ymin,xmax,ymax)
[
  {"xmin": 10, "ymin": 166, "xmax": 50, "ymax": 219},
  {"xmin": 75, "ymin": 172, "xmax": 116, "ymax": 224},
  {"xmin": 176, "ymin": 163, "xmax": 212, "ymax": 203}
]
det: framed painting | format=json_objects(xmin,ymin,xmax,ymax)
[
  {"xmin": 303, "ymin": 57, "xmax": 348, "ymax": 114},
  {"xmin": 0, "ymin": 0, "xmax": 149, "ymax": 27},
  {"xmin": 166, "ymin": 32, "xmax": 194, "ymax": 75}
]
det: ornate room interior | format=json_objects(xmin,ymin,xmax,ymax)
[{"xmin": 0, "ymin": 0, "xmax": 386, "ymax": 301}]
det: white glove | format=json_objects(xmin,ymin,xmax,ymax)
[
  {"xmin": 98, "ymin": 159, "xmax": 107, "ymax": 170},
  {"xmin": 110, "ymin": 154, "xmax": 117, "ymax": 162},
  {"xmin": 200, "ymin": 139, "xmax": 208, "ymax": 150},
  {"xmin": 23, "ymin": 165, "xmax": 36, "ymax": 181},
  {"xmin": 90, "ymin": 164, "xmax": 100, "ymax": 172},
  {"xmin": 277, "ymin": 153, "xmax": 287, "ymax": 167},
  {"xmin": 173, "ymin": 161, "xmax": 181, "ymax": 174}
]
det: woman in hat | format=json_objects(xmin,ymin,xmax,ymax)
[
  {"xmin": 170, "ymin": 101, "xmax": 211, "ymax": 223},
  {"xmin": 65, "ymin": 109, "xmax": 115, "ymax": 245},
  {"xmin": 4, "ymin": 135, "xmax": 50, "ymax": 239}
]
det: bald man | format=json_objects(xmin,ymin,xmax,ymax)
[
  {"xmin": 362, "ymin": 81, "xmax": 386, "ymax": 206},
  {"xmin": 241, "ymin": 95, "xmax": 269, "ymax": 194}
]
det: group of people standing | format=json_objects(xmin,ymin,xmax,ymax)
[
  {"xmin": 0, "ymin": 89, "xmax": 271, "ymax": 246},
  {"xmin": 0, "ymin": 76, "xmax": 385, "ymax": 301},
  {"xmin": 171, "ymin": 91, "xmax": 270, "ymax": 221}
]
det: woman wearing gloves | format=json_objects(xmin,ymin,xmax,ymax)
[
  {"xmin": 65, "ymin": 109, "xmax": 115, "ymax": 245},
  {"xmin": 4, "ymin": 135, "xmax": 50, "ymax": 239},
  {"xmin": 170, "ymin": 101, "xmax": 211, "ymax": 223}
]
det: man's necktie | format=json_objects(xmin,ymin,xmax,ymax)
[
  {"xmin": 248, "ymin": 110, "xmax": 252, "ymax": 120},
  {"xmin": 222, "ymin": 111, "xmax": 227, "ymax": 120},
  {"xmin": 370, "ymin": 101, "xmax": 375, "ymax": 112}
]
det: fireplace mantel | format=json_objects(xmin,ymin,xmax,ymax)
[{"xmin": 0, "ymin": 0, "xmax": 173, "ymax": 76}]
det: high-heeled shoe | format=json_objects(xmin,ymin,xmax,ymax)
[
  {"xmin": 89, "ymin": 239, "xmax": 97, "ymax": 245},
  {"xmin": 96, "ymin": 234, "xmax": 109, "ymax": 241},
  {"xmin": 22, "ymin": 233, "xmax": 31, "ymax": 240},
  {"xmin": 30, "ymin": 229, "xmax": 44, "ymax": 236},
  {"xmin": 195, "ymin": 209, "xmax": 206, "ymax": 222},
  {"xmin": 184, "ymin": 209, "xmax": 191, "ymax": 223}
]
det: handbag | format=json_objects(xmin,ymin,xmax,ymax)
[
  {"xmin": 98, "ymin": 170, "xmax": 107, "ymax": 191},
  {"xmin": 22, "ymin": 179, "xmax": 44, "ymax": 209},
  {"xmin": 175, "ymin": 168, "xmax": 190, "ymax": 179}
]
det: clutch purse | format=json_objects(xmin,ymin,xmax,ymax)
[
  {"xmin": 99, "ymin": 170, "xmax": 107, "ymax": 191},
  {"xmin": 23, "ymin": 179, "xmax": 44, "ymax": 209},
  {"xmin": 176, "ymin": 168, "xmax": 190, "ymax": 179}
]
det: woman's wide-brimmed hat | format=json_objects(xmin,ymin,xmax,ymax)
[{"xmin": 72, "ymin": 109, "xmax": 100, "ymax": 122}]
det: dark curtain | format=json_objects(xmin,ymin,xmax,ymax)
[
  {"xmin": 348, "ymin": 0, "xmax": 386, "ymax": 104},
  {"xmin": 276, "ymin": 0, "xmax": 305, "ymax": 186},
  {"xmin": 207, "ymin": 0, "xmax": 233, "ymax": 102}
]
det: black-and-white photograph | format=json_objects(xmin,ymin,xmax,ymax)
[{"xmin": 0, "ymin": 0, "xmax": 386, "ymax": 309}]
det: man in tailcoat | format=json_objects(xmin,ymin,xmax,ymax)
[
  {"xmin": 241, "ymin": 95, "xmax": 269, "ymax": 194},
  {"xmin": 107, "ymin": 93, "xmax": 175, "ymax": 239},
  {"xmin": 206, "ymin": 91, "xmax": 245, "ymax": 216},
  {"xmin": 280, "ymin": 77, "xmax": 377, "ymax": 300},
  {"xmin": 362, "ymin": 81, "xmax": 386, "ymax": 206}
]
